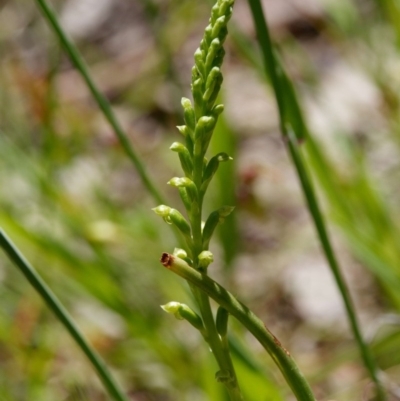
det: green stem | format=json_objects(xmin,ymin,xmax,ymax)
[
  {"xmin": 286, "ymin": 133, "xmax": 386, "ymax": 400},
  {"xmin": 33, "ymin": 0, "xmax": 164, "ymax": 205},
  {"xmin": 0, "ymin": 230, "xmax": 129, "ymax": 401},
  {"xmin": 190, "ymin": 132, "xmax": 242, "ymax": 400},
  {"xmin": 246, "ymin": 0, "xmax": 385, "ymax": 399},
  {"xmin": 197, "ymin": 290, "xmax": 243, "ymax": 401},
  {"xmin": 161, "ymin": 253, "xmax": 316, "ymax": 401}
]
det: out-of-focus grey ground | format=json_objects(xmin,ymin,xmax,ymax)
[{"xmin": 1, "ymin": 0, "xmax": 400, "ymax": 400}]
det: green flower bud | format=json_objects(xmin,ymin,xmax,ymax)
[
  {"xmin": 206, "ymin": 67, "xmax": 221, "ymax": 90},
  {"xmin": 205, "ymin": 39, "xmax": 221, "ymax": 73},
  {"xmin": 204, "ymin": 25, "xmax": 213, "ymax": 45},
  {"xmin": 192, "ymin": 78, "xmax": 204, "ymax": 116},
  {"xmin": 173, "ymin": 247, "xmax": 194, "ymax": 266},
  {"xmin": 194, "ymin": 48, "xmax": 206, "ymax": 78},
  {"xmin": 169, "ymin": 141, "xmax": 186, "ymax": 153},
  {"xmin": 216, "ymin": 306, "xmax": 229, "ymax": 337},
  {"xmin": 194, "ymin": 116, "xmax": 215, "ymax": 141},
  {"xmin": 176, "ymin": 125, "xmax": 188, "ymax": 137},
  {"xmin": 168, "ymin": 177, "xmax": 198, "ymax": 202},
  {"xmin": 170, "ymin": 142, "xmax": 193, "ymax": 179},
  {"xmin": 217, "ymin": 152, "xmax": 232, "ymax": 162},
  {"xmin": 202, "ymin": 206, "xmax": 235, "ymax": 249},
  {"xmin": 194, "ymin": 48, "xmax": 205, "ymax": 63},
  {"xmin": 173, "ymin": 248, "xmax": 187, "ymax": 259},
  {"xmin": 152, "ymin": 205, "xmax": 172, "ymax": 224},
  {"xmin": 181, "ymin": 98, "xmax": 196, "ymax": 131},
  {"xmin": 161, "ymin": 301, "xmax": 181, "ymax": 316},
  {"xmin": 199, "ymin": 38, "xmax": 207, "ymax": 53},
  {"xmin": 204, "ymin": 73, "xmax": 223, "ymax": 110},
  {"xmin": 210, "ymin": 3, "xmax": 219, "ymax": 24},
  {"xmin": 153, "ymin": 205, "xmax": 192, "ymax": 245},
  {"xmin": 211, "ymin": 16, "xmax": 226, "ymax": 40},
  {"xmin": 161, "ymin": 302, "xmax": 204, "ymax": 332},
  {"xmin": 204, "ymin": 68, "xmax": 222, "ymax": 103},
  {"xmin": 168, "ymin": 176, "xmax": 192, "ymax": 187},
  {"xmin": 219, "ymin": 0, "xmax": 234, "ymax": 17},
  {"xmin": 211, "ymin": 104, "xmax": 225, "ymax": 117},
  {"xmin": 193, "ymin": 116, "xmax": 217, "ymax": 157},
  {"xmin": 198, "ymin": 250, "xmax": 214, "ymax": 270}
]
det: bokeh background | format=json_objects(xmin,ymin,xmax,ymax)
[{"xmin": 1, "ymin": 0, "xmax": 400, "ymax": 400}]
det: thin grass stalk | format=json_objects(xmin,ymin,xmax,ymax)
[
  {"xmin": 33, "ymin": 0, "xmax": 164, "ymax": 205},
  {"xmin": 0, "ymin": 230, "xmax": 129, "ymax": 401},
  {"xmin": 246, "ymin": 0, "xmax": 385, "ymax": 399},
  {"xmin": 161, "ymin": 253, "xmax": 317, "ymax": 401}
]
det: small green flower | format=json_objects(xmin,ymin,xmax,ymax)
[
  {"xmin": 170, "ymin": 142, "xmax": 193, "ymax": 179},
  {"xmin": 152, "ymin": 205, "xmax": 192, "ymax": 247},
  {"xmin": 181, "ymin": 98, "xmax": 196, "ymax": 133},
  {"xmin": 198, "ymin": 250, "xmax": 214, "ymax": 270},
  {"xmin": 173, "ymin": 248, "xmax": 187, "ymax": 259},
  {"xmin": 161, "ymin": 302, "xmax": 204, "ymax": 332}
]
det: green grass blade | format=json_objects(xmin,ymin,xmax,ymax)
[
  {"xmin": 246, "ymin": 0, "xmax": 385, "ymax": 399},
  {"xmin": 0, "ymin": 229, "xmax": 129, "ymax": 401},
  {"xmin": 33, "ymin": 0, "xmax": 164, "ymax": 205},
  {"xmin": 286, "ymin": 132, "xmax": 386, "ymax": 399}
]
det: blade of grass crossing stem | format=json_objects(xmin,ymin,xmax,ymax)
[
  {"xmin": 0, "ymin": 230, "xmax": 129, "ymax": 401},
  {"xmin": 33, "ymin": 0, "xmax": 164, "ymax": 206},
  {"xmin": 246, "ymin": 0, "xmax": 385, "ymax": 399},
  {"xmin": 161, "ymin": 253, "xmax": 317, "ymax": 401}
]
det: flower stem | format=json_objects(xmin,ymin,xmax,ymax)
[
  {"xmin": 197, "ymin": 290, "xmax": 243, "ymax": 400},
  {"xmin": 161, "ymin": 253, "xmax": 316, "ymax": 401},
  {"xmin": 0, "ymin": 230, "xmax": 129, "ymax": 401},
  {"xmin": 190, "ymin": 139, "xmax": 242, "ymax": 400}
]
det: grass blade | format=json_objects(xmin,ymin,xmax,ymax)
[
  {"xmin": 0, "ymin": 229, "xmax": 129, "ymax": 401},
  {"xmin": 246, "ymin": 0, "xmax": 385, "ymax": 399},
  {"xmin": 33, "ymin": 0, "xmax": 164, "ymax": 205}
]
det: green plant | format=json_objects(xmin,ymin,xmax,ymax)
[
  {"xmin": 1, "ymin": 0, "xmax": 395, "ymax": 399},
  {"xmin": 153, "ymin": 1, "xmax": 316, "ymax": 400}
]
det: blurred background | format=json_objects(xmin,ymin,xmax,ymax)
[{"xmin": 1, "ymin": 0, "xmax": 400, "ymax": 400}]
